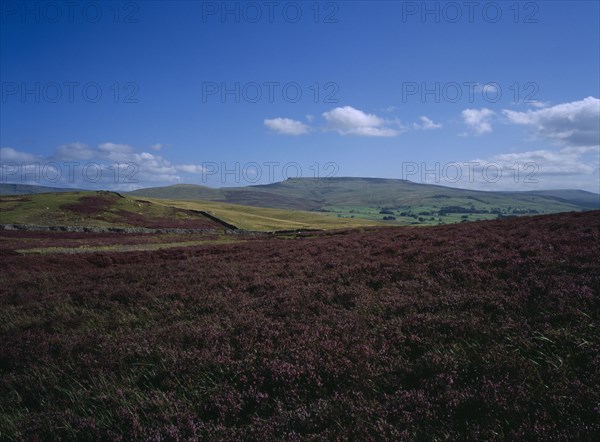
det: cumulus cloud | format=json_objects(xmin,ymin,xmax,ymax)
[
  {"xmin": 1, "ymin": 142, "xmax": 207, "ymax": 190},
  {"xmin": 461, "ymin": 108, "xmax": 495, "ymax": 135},
  {"xmin": 322, "ymin": 106, "xmax": 400, "ymax": 137},
  {"xmin": 528, "ymin": 100, "xmax": 548, "ymax": 108},
  {"xmin": 413, "ymin": 116, "xmax": 442, "ymax": 130},
  {"xmin": 502, "ymin": 96, "xmax": 600, "ymax": 147},
  {"xmin": 264, "ymin": 117, "xmax": 310, "ymax": 135},
  {"xmin": 265, "ymin": 107, "xmax": 441, "ymax": 137},
  {"xmin": 53, "ymin": 142, "xmax": 96, "ymax": 160},
  {"xmin": 0, "ymin": 147, "xmax": 39, "ymax": 162},
  {"xmin": 455, "ymin": 98, "xmax": 600, "ymax": 192},
  {"xmin": 458, "ymin": 145, "xmax": 600, "ymax": 192},
  {"xmin": 479, "ymin": 146, "xmax": 599, "ymax": 176}
]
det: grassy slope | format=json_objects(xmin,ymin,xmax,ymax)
[
  {"xmin": 518, "ymin": 189, "xmax": 600, "ymax": 209},
  {"xmin": 4, "ymin": 179, "xmax": 598, "ymax": 231},
  {"xmin": 0, "ymin": 191, "xmax": 383, "ymax": 231},
  {"xmin": 143, "ymin": 198, "xmax": 383, "ymax": 231},
  {"xmin": 0, "ymin": 192, "xmax": 220, "ymax": 229},
  {"xmin": 128, "ymin": 178, "xmax": 598, "ymax": 214}
]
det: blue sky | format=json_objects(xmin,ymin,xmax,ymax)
[{"xmin": 1, "ymin": 0, "xmax": 599, "ymax": 191}]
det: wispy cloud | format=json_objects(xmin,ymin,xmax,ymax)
[
  {"xmin": 413, "ymin": 116, "xmax": 442, "ymax": 130},
  {"xmin": 322, "ymin": 106, "xmax": 401, "ymax": 137},
  {"xmin": 264, "ymin": 117, "xmax": 310, "ymax": 135}
]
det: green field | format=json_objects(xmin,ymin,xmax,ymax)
[
  {"xmin": 2, "ymin": 182, "xmax": 598, "ymax": 232},
  {"xmin": 0, "ymin": 191, "xmax": 384, "ymax": 232},
  {"xmin": 0, "ymin": 192, "xmax": 213, "ymax": 228},
  {"xmin": 325, "ymin": 205, "xmax": 500, "ymax": 226},
  {"xmin": 144, "ymin": 197, "xmax": 383, "ymax": 231}
]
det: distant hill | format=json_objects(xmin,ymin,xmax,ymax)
[
  {"xmin": 0, "ymin": 183, "xmax": 82, "ymax": 195},
  {"xmin": 128, "ymin": 177, "xmax": 600, "ymax": 214},
  {"xmin": 126, "ymin": 184, "xmax": 224, "ymax": 201},
  {"xmin": 3, "ymin": 179, "xmax": 598, "ymax": 227},
  {"xmin": 517, "ymin": 189, "xmax": 600, "ymax": 209}
]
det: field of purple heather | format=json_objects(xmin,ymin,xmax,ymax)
[
  {"xmin": 1, "ymin": 211, "xmax": 599, "ymax": 440},
  {"xmin": 0, "ymin": 230, "xmax": 224, "ymax": 251}
]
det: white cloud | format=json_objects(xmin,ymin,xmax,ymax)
[
  {"xmin": 96, "ymin": 142, "xmax": 136, "ymax": 162},
  {"xmin": 1, "ymin": 142, "xmax": 208, "ymax": 190},
  {"xmin": 458, "ymin": 145, "xmax": 600, "ymax": 192},
  {"xmin": 502, "ymin": 96, "xmax": 600, "ymax": 147},
  {"xmin": 413, "ymin": 116, "xmax": 442, "ymax": 130},
  {"xmin": 305, "ymin": 114, "xmax": 315, "ymax": 122},
  {"xmin": 53, "ymin": 142, "xmax": 96, "ymax": 160},
  {"xmin": 481, "ymin": 146, "xmax": 599, "ymax": 176},
  {"xmin": 322, "ymin": 106, "xmax": 400, "ymax": 137},
  {"xmin": 461, "ymin": 108, "xmax": 495, "ymax": 135},
  {"xmin": 176, "ymin": 164, "xmax": 206, "ymax": 173},
  {"xmin": 98, "ymin": 142, "xmax": 134, "ymax": 154},
  {"xmin": 264, "ymin": 117, "xmax": 310, "ymax": 135},
  {"xmin": 454, "ymin": 98, "xmax": 600, "ymax": 192},
  {"xmin": 0, "ymin": 147, "xmax": 38, "ymax": 162},
  {"xmin": 528, "ymin": 100, "xmax": 548, "ymax": 108},
  {"xmin": 150, "ymin": 143, "xmax": 164, "ymax": 151}
]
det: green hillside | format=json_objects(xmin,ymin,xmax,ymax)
[
  {"xmin": 0, "ymin": 192, "xmax": 222, "ymax": 229},
  {"xmin": 128, "ymin": 178, "xmax": 599, "ymax": 219},
  {"xmin": 0, "ymin": 191, "xmax": 382, "ymax": 231},
  {"xmin": 144, "ymin": 197, "xmax": 383, "ymax": 231},
  {"xmin": 3, "ymin": 179, "xmax": 598, "ymax": 229}
]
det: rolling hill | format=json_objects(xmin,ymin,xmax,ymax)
[
  {"xmin": 0, "ymin": 191, "xmax": 382, "ymax": 231},
  {"xmin": 0, "ymin": 191, "xmax": 222, "ymax": 229},
  {"xmin": 128, "ymin": 177, "xmax": 600, "ymax": 214},
  {"xmin": 0, "ymin": 183, "xmax": 82, "ymax": 195},
  {"xmin": 3, "ymin": 179, "xmax": 599, "ymax": 228}
]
